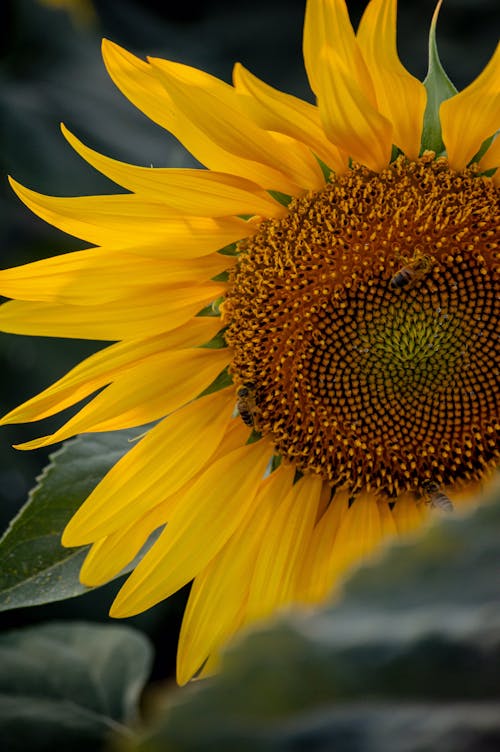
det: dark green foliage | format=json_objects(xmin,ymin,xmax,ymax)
[
  {"xmin": 0, "ymin": 621, "xmax": 152, "ymax": 752},
  {"xmin": 0, "ymin": 428, "xmax": 153, "ymax": 611}
]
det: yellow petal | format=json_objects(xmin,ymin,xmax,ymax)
[
  {"xmin": 196, "ymin": 651, "xmax": 221, "ymax": 680},
  {"xmin": 245, "ymin": 472, "xmax": 323, "ymax": 623},
  {"xmin": 294, "ymin": 487, "xmax": 350, "ymax": 603},
  {"xmin": 18, "ymin": 347, "xmax": 230, "ymax": 448},
  {"xmin": 149, "ymin": 57, "xmax": 323, "ymax": 192},
  {"xmin": 177, "ymin": 463, "xmax": 296, "ymax": 685},
  {"xmin": 356, "ymin": 0, "xmax": 427, "ymax": 159},
  {"xmin": 63, "ymin": 388, "xmax": 235, "ymax": 545},
  {"xmin": 303, "ymin": 0, "xmax": 374, "ymax": 101},
  {"xmin": 317, "ymin": 46, "xmax": 393, "ymax": 171},
  {"xmin": 327, "ymin": 493, "xmax": 397, "ymax": 583},
  {"xmin": 0, "ymin": 318, "xmax": 222, "ymax": 426},
  {"xmin": 234, "ymin": 63, "xmax": 346, "ymax": 174},
  {"xmin": 452, "ymin": 472, "xmax": 498, "ymax": 512},
  {"xmin": 110, "ymin": 438, "xmax": 273, "ymax": 617},
  {"xmin": 61, "ymin": 125, "xmax": 287, "ymax": 219},
  {"xmin": 102, "ymin": 40, "xmax": 303, "ymax": 194},
  {"xmin": 0, "ymin": 247, "xmax": 232, "ymax": 305},
  {"xmin": 123, "ymin": 217, "xmax": 254, "ymax": 258},
  {"xmin": 79, "ymin": 499, "xmax": 171, "ymax": 587},
  {"xmin": 262, "ymin": 131, "xmax": 327, "ymax": 191},
  {"xmin": 392, "ymin": 493, "xmax": 429, "ymax": 535},
  {"xmin": 100, "ymin": 37, "xmax": 171, "ymax": 129},
  {"xmin": 440, "ymin": 43, "xmax": 500, "ymax": 171},
  {"xmin": 208, "ymin": 416, "xmax": 251, "ymax": 460},
  {"xmin": 0, "ymin": 282, "xmax": 224, "ymax": 340},
  {"xmin": 8, "ymin": 177, "xmax": 252, "ymax": 253},
  {"xmin": 303, "ymin": 0, "xmax": 393, "ymax": 168},
  {"xmin": 479, "ymin": 134, "xmax": 500, "ymax": 184}
]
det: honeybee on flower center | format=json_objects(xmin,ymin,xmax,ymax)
[
  {"xmin": 236, "ymin": 383, "xmax": 258, "ymax": 427},
  {"xmin": 422, "ymin": 480, "xmax": 454, "ymax": 513},
  {"xmin": 390, "ymin": 253, "xmax": 433, "ymax": 290}
]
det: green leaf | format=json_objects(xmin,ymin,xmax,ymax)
[
  {"xmin": 128, "ymin": 480, "xmax": 500, "ymax": 752},
  {"xmin": 0, "ymin": 621, "xmax": 152, "ymax": 752},
  {"xmin": 0, "ymin": 427, "xmax": 155, "ymax": 612},
  {"xmin": 421, "ymin": 0, "xmax": 458, "ymax": 155}
]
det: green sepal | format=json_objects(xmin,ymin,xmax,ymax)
[
  {"xmin": 268, "ymin": 190, "xmax": 293, "ymax": 207},
  {"xmin": 196, "ymin": 302, "xmax": 222, "ymax": 317},
  {"xmin": 210, "ymin": 295, "xmax": 225, "ymax": 316},
  {"xmin": 270, "ymin": 454, "xmax": 282, "ymax": 472},
  {"xmin": 211, "ymin": 269, "xmax": 230, "ymax": 282},
  {"xmin": 218, "ymin": 242, "xmax": 240, "ymax": 256},
  {"xmin": 197, "ymin": 366, "xmax": 233, "ymax": 398},
  {"xmin": 316, "ymin": 155, "xmax": 333, "ymax": 182},
  {"xmin": 246, "ymin": 429, "xmax": 263, "ymax": 445},
  {"xmin": 470, "ymin": 131, "xmax": 498, "ymax": 165},
  {"xmin": 200, "ymin": 327, "xmax": 228, "ymax": 349},
  {"xmin": 390, "ymin": 144, "xmax": 402, "ymax": 163},
  {"xmin": 421, "ymin": 1, "xmax": 458, "ymax": 155}
]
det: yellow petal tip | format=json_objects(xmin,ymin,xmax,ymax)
[
  {"xmin": 61, "ymin": 521, "xmax": 92, "ymax": 548},
  {"xmin": 109, "ymin": 591, "xmax": 139, "ymax": 619}
]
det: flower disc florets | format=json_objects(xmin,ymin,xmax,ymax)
[{"xmin": 224, "ymin": 154, "xmax": 499, "ymax": 497}]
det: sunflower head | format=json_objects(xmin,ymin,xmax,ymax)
[
  {"xmin": 1, "ymin": 0, "xmax": 498, "ymax": 685},
  {"xmin": 225, "ymin": 153, "xmax": 499, "ymax": 498}
]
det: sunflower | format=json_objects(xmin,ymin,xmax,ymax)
[{"xmin": 1, "ymin": 0, "xmax": 499, "ymax": 685}]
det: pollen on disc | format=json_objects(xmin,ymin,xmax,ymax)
[{"xmin": 224, "ymin": 155, "xmax": 499, "ymax": 498}]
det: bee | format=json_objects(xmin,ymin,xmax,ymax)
[
  {"xmin": 422, "ymin": 480, "xmax": 454, "ymax": 513},
  {"xmin": 390, "ymin": 254, "xmax": 432, "ymax": 290},
  {"xmin": 236, "ymin": 383, "xmax": 258, "ymax": 427}
]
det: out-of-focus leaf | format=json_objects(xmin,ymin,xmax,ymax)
[
  {"xmin": 0, "ymin": 620, "xmax": 152, "ymax": 752},
  {"xmin": 0, "ymin": 427, "xmax": 155, "ymax": 611},
  {"xmin": 128, "ymin": 480, "xmax": 500, "ymax": 752}
]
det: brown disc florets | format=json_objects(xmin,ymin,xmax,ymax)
[{"xmin": 224, "ymin": 154, "xmax": 499, "ymax": 497}]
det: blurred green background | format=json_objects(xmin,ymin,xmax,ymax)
[{"xmin": 0, "ymin": 0, "xmax": 498, "ymax": 682}]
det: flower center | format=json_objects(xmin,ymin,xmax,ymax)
[{"xmin": 224, "ymin": 154, "xmax": 499, "ymax": 497}]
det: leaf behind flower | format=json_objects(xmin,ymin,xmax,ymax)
[{"xmin": 0, "ymin": 427, "xmax": 156, "ymax": 612}]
